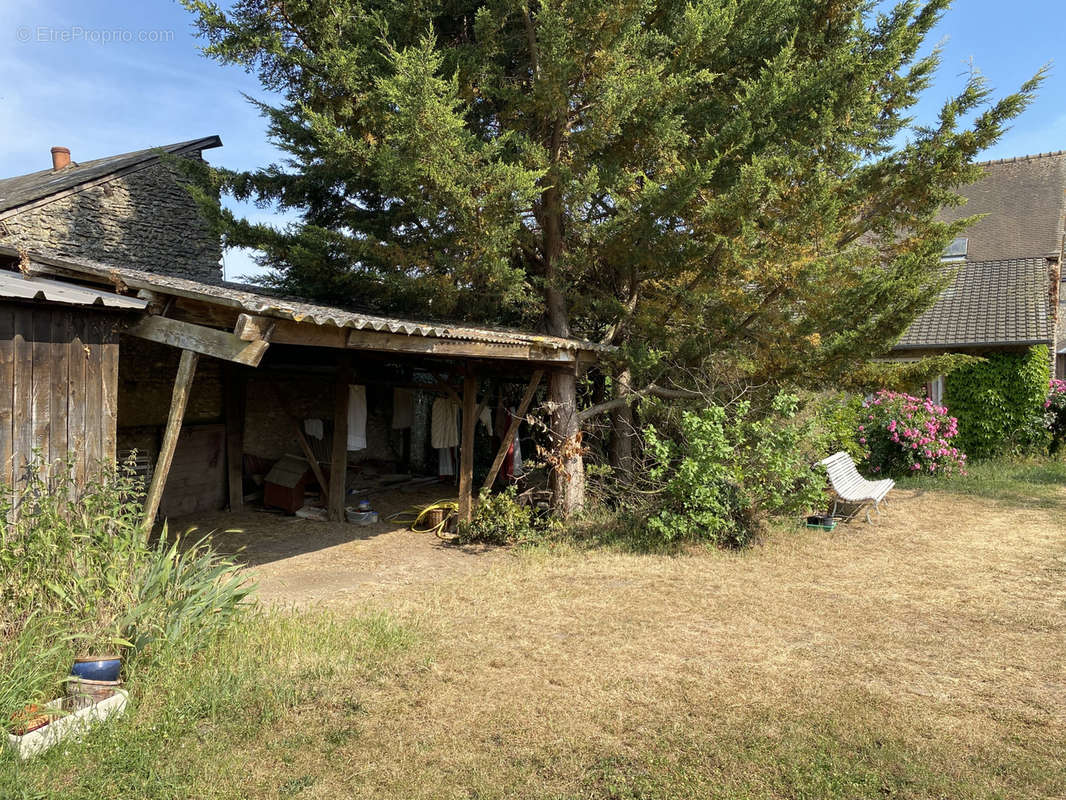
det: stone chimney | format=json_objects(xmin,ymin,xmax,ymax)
[{"xmin": 50, "ymin": 146, "xmax": 71, "ymax": 170}]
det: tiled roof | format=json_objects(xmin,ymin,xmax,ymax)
[
  {"xmin": 940, "ymin": 150, "xmax": 1066, "ymax": 261},
  {"xmin": 894, "ymin": 257, "xmax": 1052, "ymax": 349},
  {"xmin": 0, "ymin": 136, "xmax": 221, "ymax": 215}
]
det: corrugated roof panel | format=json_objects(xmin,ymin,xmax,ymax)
[
  {"xmin": 0, "ymin": 271, "xmax": 148, "ymax": 310},
  {"xmin": 4, "ymin": 251, "xmax": 611, "ymax": 354}
]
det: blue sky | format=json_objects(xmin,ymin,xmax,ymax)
[{"xmin": 1, "ymin": 0, "xmax": 1063, "ymax": 280}]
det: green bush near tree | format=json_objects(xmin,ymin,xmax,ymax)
[
  {"xmin": 641, "ymin": 394, "xmax": 826, "ymax": 548},
  {"xmin": 944, "ymin": 346, "xmax": 1051, "ymax": 458}
]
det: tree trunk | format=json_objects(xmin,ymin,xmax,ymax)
[
  {"xmin": 548, "ymin": 367, "xmax": 585, "ymax": 516},
  {"xmin": 538, "ymin": 109, "xmax": 585, "ymax": 516},
  {"xmin": 608, "ymin": 367, "xmax": 634, "ymax": 476}
]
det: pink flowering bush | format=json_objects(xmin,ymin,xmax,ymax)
[
  {"xmin": 859, "ymin": 390, "xmax": 966, "ymax": 477},
  {"xmin": 1045, "ymin": 378, "xmax": 1066, "ymax": 453}
]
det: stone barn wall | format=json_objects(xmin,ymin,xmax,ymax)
[{"xmin": 0, "ymin": 159, "xmax": 222, "ymax": 283}]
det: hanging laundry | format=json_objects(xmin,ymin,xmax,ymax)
[
  {"xmin": 347, "ymin": 385, "xmax": 367, "ymax": 451},
  {"xmin": 392, "ymin": 388, "xmax": 415, "ymax": 430},
  {"xmin": 431, "ymin": 397, "xmax": 460, "ymax": 449},
  {"xmin": 438, "ymin": 446, "xmax": 455, "ymax": 477},
  {"xmin": 303, "ymin": 418, "xmax": 324, "ymax": 440},
  {"xmin": 479, "ymin": 405, "xmax": 493, "ymax": 435}
]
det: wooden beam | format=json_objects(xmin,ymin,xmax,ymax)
[
  {"xmin": 233, "ymin": 313, "xmax": 275, "ymax": 342},
  {"xmin": 458, "ymin": 373, "xmax": 479, "ymax": 524},
  {"xmin": 142, "ymin": 349, "xmax": 198, "ymax": 529},
  {"xmin": 347, "ymin": 329, "xmax": 575, "ymax": 363},
  {"xmin": 481, "ymin": 370, "xmax": 543, "ymax": 493},
  {"xmin": 328, "ymin": 356, "xmax": 352, "ymax": 522},
  {"xmin": 225, "ymin": 365, "xmax": 246, "ymax": 512},
  {"xmin": 125, "ymin": 314, "xmax": 269, "ymax": 367},
  {"xmin": 269, "ymin": 384, "xmax": 331, "ymax": 508}
]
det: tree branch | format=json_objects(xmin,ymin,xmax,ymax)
[{"xmin": 578, "ymin": 382, "xmax": 701, "ymax": 422}]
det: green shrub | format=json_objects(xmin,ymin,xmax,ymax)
[
  {"xmin": 945, "ymin": 346, "xmax": 1051, "ymax": 458},
  {"xmin": 642, "ymin": 393, "xmax": 826, "ymax": 548},
  {"xmin": 0, "ymin": 458, "xmax": 253, "ymax": 730},
  {"xmin": 859, "ymin": 390, "xmax": 966, "ymax": 477},
  {"xmin": 804, "ymin": 391, "xmax": 865, "ymax": 461},
  {"xmin": 458, "ymin": 486, "xmax": 542, "ymax": 546}
]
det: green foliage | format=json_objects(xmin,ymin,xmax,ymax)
[
  {"xmin": 842, "ymin": 353, "xmax": 979, "ymax": 394},
  {"xmin": 642, "ymin": 394, "xmax": 825, "ymax": 547},
  {"xmin": 182, "ymin": 0, "xmax": 1042, "ymax": 391},
  {"xmin": 803, "ymin": 391, "xmax": 865, "ymax": 461},
  {"xmin": 458, "ymin": 486, "xmax": 542, "ymax": 547},
  {"xmin": 944, "ymin": 346, "xmax": 1051, "ymax": 458},
  {"xmin": 0, "ymin": 458, "xmax": 253, "ymax": 730}
]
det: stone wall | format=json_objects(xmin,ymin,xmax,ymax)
[
  {"xmin": 243, "ymin": 376, "xmax": 406, "ymax": 466},
  {"xmin": 1, "ymin": 157, "xmax": 222, "ymax": 283}
]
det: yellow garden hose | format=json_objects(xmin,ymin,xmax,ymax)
[{"xmin": 387, "ymin": 500, "xmax": 460, "ymax": 539}]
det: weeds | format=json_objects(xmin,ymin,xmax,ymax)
[{"xmin": 0, "ymin": 457, "xmax": 253, "ymax": 733}]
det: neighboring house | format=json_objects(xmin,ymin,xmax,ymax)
[
  {"xmin": 0, "ymin": 138, "xmax": 604, "ymax": 525},
  {"xmin": 892, "ymin": 150, "xmax": 1066, "ymax": 394}
]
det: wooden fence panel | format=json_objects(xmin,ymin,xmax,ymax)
[{"xmin": 0, "ymin": 303, "xmax": 120, "ymax": 500}]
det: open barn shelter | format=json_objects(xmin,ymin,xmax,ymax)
[{"xmin": 0, "ymin": 245, "xmax": 607, "ymax": 527}]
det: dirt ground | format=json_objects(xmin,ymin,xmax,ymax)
[{"xmin": 178, "ymin": 485, "xmax": 505, "ymax": 606}]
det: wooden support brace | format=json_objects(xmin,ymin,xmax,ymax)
[
  {"xmin": 142, "ymin": 349, "xmax": 198, "ymax": 529},
  {"xmin": 269, "ymin": 384, "xmax": 332, "ymax": 508},
  {"xmin": 328, "ymin": 356, "xmax": 352, "ymax": 522},
  {"xmin": 481, "ymin": 370, "xmax": 543, "ymax": 493},
  {"xmin": 458, "ymin": 373, "xmax": 479, "ymax": 524},
  {"xmin": 126, "ymin": 315, "xmax": 269, "ymax": 366}
]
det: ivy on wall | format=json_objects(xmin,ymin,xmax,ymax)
[{"xmin": 944, "ymin": 345, "xmax": 1051, "ymax": 458}]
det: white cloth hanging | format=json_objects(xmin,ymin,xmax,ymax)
[
  {"xmin": 479, "ymin": 406, "xmax": 493, "ymax": 435},
  {"xmin": 347, "ymin": 385, "xmax": 367, "ymax": 451},
  {"xmin": 392, "ymin": 388, "xmax": 414, "ymax": 430},
  {"xmin": 431, "ymin": 398, "xmax": 460, "ymax": 449},
  {"xmin": 303, "ymin": 418, "xmax": 324, "ymax": 440},
  {"xmin": 438, "ymin": 447, "xmax": 455, "ymax": 476},
  {"xmin": 512, "ymin": 414, "xmax": 524, "ymax": 477}
]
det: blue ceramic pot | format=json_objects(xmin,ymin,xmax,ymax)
[{"xmin": 71, "ymin": 657, "xmax": 122, "ymax": 682}]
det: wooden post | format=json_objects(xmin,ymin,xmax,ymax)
[
  {"xmin": 142, "ymin": 349, "xmax": 198, "ymax": 529},
  {"xmin": 225, "ymin": 365, "xmax": 246, "ymax": 512},
  {"xmin": 328, "ymin": 356, "xmax": 351, "ymax": 522},
  {"xmin": 458, "ymin": 373, "xmax": 479, "ymax": 524},
  {"xmin": 481, "ymin": 370, "xmax": 543, "ymax": 492}
]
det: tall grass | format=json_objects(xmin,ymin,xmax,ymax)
[{"xmin": 0, "ymin": 457, "xmax": 254, "ymax": 730}]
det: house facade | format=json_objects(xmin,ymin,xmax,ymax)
[{"xmin": 893, "ymin": 150, "xmax": 1066, "ymax": 391}]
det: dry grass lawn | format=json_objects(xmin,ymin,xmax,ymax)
[
  {"xmin": 8, "ymin": 483, "xmax": 1066, "ymax": 799},
  {"xmin": 239, "ymin": 487, "xmax": 1066, "ymax": 798}
]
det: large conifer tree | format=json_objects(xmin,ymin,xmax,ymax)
[{"xmin": 183, "ymin": 0, "xmax": 1038, "ymax": 514}]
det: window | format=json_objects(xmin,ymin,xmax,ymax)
[{"xmin": 926, "ymin": 375, "xmax": 945, "ymax": 405}]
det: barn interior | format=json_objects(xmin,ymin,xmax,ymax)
[{"xmin": 0, "ymin": 246, "xmax": 604, "ymax": 532}]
